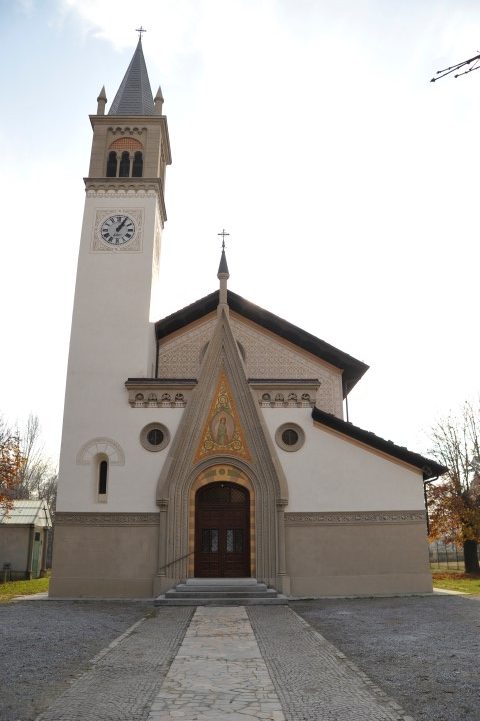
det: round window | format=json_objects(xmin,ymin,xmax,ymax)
[
  {"xmin": 275, "ymin": 423, "xmax": 305, "ymax": 452},
  {"xmin": 281, "ymin": 428, "xmax": 299, "ymax": 446},
  {"xmin": 140, "ymin": 423, "xmax": 170, "ymax": 452},
  {"xmin": 147, "ymin": 428, "xmax": 164, "ymax": 446}
]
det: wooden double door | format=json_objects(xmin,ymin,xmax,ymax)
[{"xmin": 194, "ymin": 482, "xmax": 250, "ymax": 578}]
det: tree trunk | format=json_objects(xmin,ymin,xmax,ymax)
[{"xmin": 463, "ymin": 539, "xmax": 480, "ymax": 574}]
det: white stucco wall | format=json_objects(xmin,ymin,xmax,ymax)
[
  {"xmin": 57, "ymin": 407, "xmax": 184, "ymax": 512},
  {"xmin": 57, "ymin": 191, "xmax": 171, "ymax": 513},
  {"xmin": 261, "ymin": 408, "xmax": 425, "ymax": 512}
]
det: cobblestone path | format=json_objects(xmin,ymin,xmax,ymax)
[
  {"xmin": 248, "ymin": 606, "xmax": 415, "ymax": 721},
  {"xmin": 35, "ymin": 607, "xmax": 193, "ymax": 721},
  {"xmin": 33, "ymin": 604, "xmax": 419, "ymax": 721},
  {"xmin": 146, "ymin": 606, "xmax": 285, "ymax": 721}
]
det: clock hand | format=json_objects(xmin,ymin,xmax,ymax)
[{"xmin": 116, "ymin": 217, "xmax": 127, "ymax": 232}]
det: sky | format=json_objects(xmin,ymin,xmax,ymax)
[{"xmin": 1, "ymin": 0, "xmax": 479, "ymax": 463}]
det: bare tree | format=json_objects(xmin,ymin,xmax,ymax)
[
  {"xmin": 431, "ymin": 53, "xmax": 480, "ymax": 82},
  {"xmin": 11, "ymin": 415, "xmax": 51, "ymax": 499},
  {"xmin": 428, "ymin": 401, "xmax": 480, "ymax": 573},
  {"xmin": 38, "ymin": 471, "xmax": 57, "ymax": 521}
]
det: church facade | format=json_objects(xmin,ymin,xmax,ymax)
[{"xmin": 50, "ymin": 41, "xmax": 445, "ymax": 599}]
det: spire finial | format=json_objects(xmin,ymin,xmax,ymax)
[
  {"xmin": 136, "ymin": 26, "xmax": 147, "ymax": 40},
  {"xmin": 217, "ymin": 229, "xmax": 230, "ymax": 313}
]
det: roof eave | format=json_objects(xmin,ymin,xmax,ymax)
[
  {"xmin": 155, "ymin": 289, "xmax": 369, "ymax": 392},
  {"xmin": 311, "ymin": 406, "xmax": 448, "ymax": 480}
]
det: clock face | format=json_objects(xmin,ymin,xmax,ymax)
[{"xmin": 100, "ymin": 215, "xmax": 136, "ymax": 246}]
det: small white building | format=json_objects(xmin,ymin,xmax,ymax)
[
  {"xmin": 0, "ymin": 500, "xmax": 51, "ymax": 580},
  {"xmin": 50, "ymin": 39, "xmax": 445, "ymax": 599}
]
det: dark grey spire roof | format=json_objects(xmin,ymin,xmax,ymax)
[
  {"xmin": 109, "ymin": 39, "xmax": 154, "ymax": 115},
  {"xmin": 217, "ymin": 249, "xmax": 230, "ymax": 277}
]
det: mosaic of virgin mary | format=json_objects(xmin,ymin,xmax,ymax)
[{"xmin": 211, "ymin": 411, "xmax": 235, "ymax": 446}]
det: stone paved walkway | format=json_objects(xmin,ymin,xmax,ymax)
[
  {"xmin": 35, "ymin": 608, "xmax": 193, "ymax": 721},
  {"xmin": 147, "ymin": 606, "xmax": 285, "ymax": 721},
  {"xmin": 34, "ymin": 605, "xmax": 416, "ymax": 721}
]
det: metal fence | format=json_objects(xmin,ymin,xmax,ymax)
[{"xmin": 429, "ymin": 540, "xmax": 480, "ymax": 571}]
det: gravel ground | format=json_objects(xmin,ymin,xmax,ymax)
[
  {"xmin": 2, "ymin": 595, "xmax": 479, "ymax": 721},
  {"xmin": 292, "ymin": 594, "xmax": 480, "ymax": 721},
  {"xmin": 0, "ymin": 599, "xmax": 151, "ymax": 721}
]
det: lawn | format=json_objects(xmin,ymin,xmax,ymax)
[
  {"xmin": 0, "ymin": 576, "xmax": 49, "ymax": 602},
  {"xmin": 432, "ymin": 571, "xmax": 480, "ymax": 594}
]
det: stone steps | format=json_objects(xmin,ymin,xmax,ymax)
[{"xmin": 154, "ymin": 578, "xmax": 288, "ymax": 606}]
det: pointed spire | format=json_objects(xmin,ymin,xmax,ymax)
[
  {"xmin": 154, "ymin": 86, "xmax": 164, "ymax": 115},
  {"xmin": 217, "ymin": 231, "xmax": 230, "ymax": 313},
  {"xmin": 109, "ymin": 38, "xmax": 155, "ymax": 115},
  {"xmin": 217, "ymin": 247, "xmax": 229, "ymax": 278},
  {"xmin": 96, "ymin": 85, "xmax": 107, "ymax": 115}
]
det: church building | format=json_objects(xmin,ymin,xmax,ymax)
[{"xmin": 50, "ymin": 39, "xmax": 445, "ymax": 599}]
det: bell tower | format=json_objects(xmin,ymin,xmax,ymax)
[{"xmin": 55, "ymin": 37, "xmax": 171, "ymax": 515}]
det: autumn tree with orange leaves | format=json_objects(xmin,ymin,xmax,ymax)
[
  {"xmin": 428, "ymin": 401, "xmax": 480, "ymax": 574},
  {"xmin": 0, "ymin": 417, "xmax": 22, "ymax": 510}
]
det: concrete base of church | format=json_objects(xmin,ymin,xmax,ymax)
[
  {"xmin": 285, "ymin": 517, "xmax": 433, "ymax": 597},
  {"xmin": 49, "ymin": 512, "xmax": 432, "ymax": 599},
  {"xmin": 49, "ymin": 522, "xmax": 159, "ymax": 599}
]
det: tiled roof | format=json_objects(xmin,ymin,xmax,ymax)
[
  {"xmin": 109, "ymin": 39, "xmax": 155, "ymax": 116},
  {"xmin": 155, "ymin": 290, "xmax": 369, "ymax": 397}
]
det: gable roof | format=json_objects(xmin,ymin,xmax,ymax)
[
  {"xmin": 155, "ymin": 289, "xmax": 369, "ymax": 397},
  {"xmin": 312, "ymin": 407, "xmax": 447, "ymax": 480}
]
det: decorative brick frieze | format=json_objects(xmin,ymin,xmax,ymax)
[
  {"xmin": 284, "ymin": 510, "xmax": 426, "ymax": 526},
  {"xmin": 157, "ymin": 318, "xmax": 216, "ymax": 377},
  {"xmin": 156, "ymin": 314, "xmax": 343, "ymax": 416},
  {"xmin": 85, "ymin": 185, "xmax": 161, "ymax": 196},
  {"xmin": 55, "ymin": 512, "xmax": 159, "ymax": 526},
  {"xmin": 125, "ymin": 379, "xmax": 196, "ymax": 408},
  {"xmin": 249, "ymin": 379, "xmax": 320, "ymax": 408},
  {"xmin": 230, "ymin": 318, "xmax": 342, "ymax": 416}
]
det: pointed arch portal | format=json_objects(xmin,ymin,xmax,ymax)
[{"xmin": 154, "ymin": 308, "xmax": 289, "ymax": 594}]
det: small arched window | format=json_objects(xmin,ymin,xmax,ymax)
[
  {"xmin": 98, "ymin": 459, "xmax": 108, "ymax": 495},
  {"xmin": 106, "ymin": 151, "xmax": 117, "ymax": 177},
  {"xmin": 132, "ymin": 151, "xmax": 143, "ymax": 177},
  {"xmin": 119, "ymin": 151, "xmax": 130, "ymax": 177}
]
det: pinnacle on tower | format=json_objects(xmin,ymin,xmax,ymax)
[
  {"xmin": 108, "ymin": 38, "xmax": 155, "ymax": 115},
  {"xmin": 154, "ymin": 86, "xmax": 164, "ymax": 115},
  {"xmin": 96, "ymin": 85, "xmax": 107, "ymax": 115}
]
